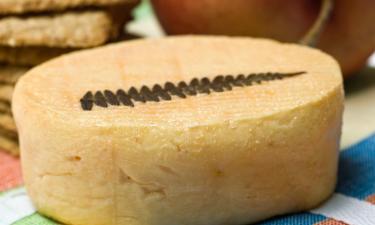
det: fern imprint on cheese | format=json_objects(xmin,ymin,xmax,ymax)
[{"xmin": 80, "ymin": 71, "xmax": 306, "ymax": 110}]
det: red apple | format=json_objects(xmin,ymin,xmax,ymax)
[{"xmin": 151, "ymin": 0, "xmax": 375, "ymax": 77}]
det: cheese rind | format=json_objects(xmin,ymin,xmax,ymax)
[{"xmin": 13, "ymin": 36, "xmax": 344, "ymax": 225}]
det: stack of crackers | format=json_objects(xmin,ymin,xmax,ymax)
[{"xmin": 0, "ymin": 0, "xmax": 139, "ymax": 155}]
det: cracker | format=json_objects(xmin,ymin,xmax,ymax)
[
  {"xmin": 0, "ymin": 114, "xmax": 16, "ymax": 133},
  {"xmin": 0, "ymin": 9, "xmax": 129, "ymax": 48},
  {"xmin": 0, "ymin": 113, "xmax": 18, "ymax": 156},
  {"xmin": 0, "ymin": 46, "xmax": 72, "ymax": 66},
  {"xmin": 0, "ymin": 28, "xmax": 136, "ymax": 66},
  {"xmin": 0, "ymin": 66, "xmax": 29, "ymax": 85},
  {"xmin": 0, "ymin": 100, "xmax": 10, "ymax": 114},
  {"xmin": 0, "ymin": 0, "xmax": 138, "ymax": 15},
  {"xmin": 0, "ymin": 134, "xmax": 19, "ymax": 156},
  {"xmin": 0, "ymin": 85, "xmax": 13, "ymax": 102}
]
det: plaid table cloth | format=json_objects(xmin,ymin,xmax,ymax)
[{"xmin": 1, "ymin": 133, "xmax": 375, "ymax": 225}]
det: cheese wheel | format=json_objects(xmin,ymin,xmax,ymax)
[{"xmin": 13, "ymin": 36, "xmax": 344, "ymax": 225}]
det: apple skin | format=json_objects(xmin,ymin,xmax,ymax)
[{"xmin": 151, "ymin": 0, "xmax": 375, "ymax": 77}]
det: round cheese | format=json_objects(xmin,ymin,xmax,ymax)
[{"xmin": 12, "ymin": 36, "xmax": 344, "ymax": 225}]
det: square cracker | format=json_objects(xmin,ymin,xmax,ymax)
[
  {"xmin": 0, "ymin": 46, "xmax": 72, "ymax": 66},
  {"xmin": 0, "ymin": 114, "xmax": 16, "ymax": 134},
  {"xmin": 0, "ymin": 29, "xmax": 136, "ymax": 66},
  {"xmin": 0, "ymin": 0, "xmax": 138, "ymax": 15},
  {"xmin": 0, "ymin": 115, "xmax": 18, "ymax": 155},
  {"xmin": 0, "ymin": 66, "xmax": 29, "ymax": 85},
  {"xmin": 0, "ymin": 100, "xmax": 10, "ymax": 114},
  {"xmin": 0, "ymin": 8, "xmax": 132, "ymax": 48},
  {"xmin": 0, "ymin": 134, "xmax": 18, "ymax": 156},
  {"xmin": 0, "ymin": 85, "xmax": 13, "ymax": 103}
]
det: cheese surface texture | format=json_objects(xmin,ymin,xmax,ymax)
[{"xmin": 12, "ymin": 36, "xmax": 344, "ymax": 225}]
